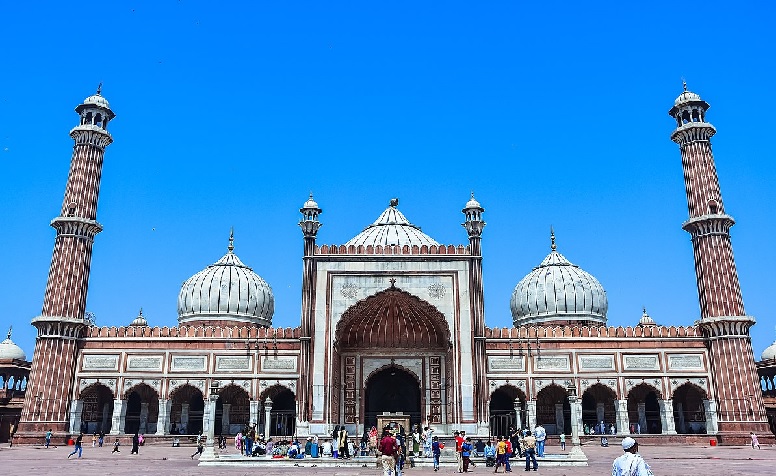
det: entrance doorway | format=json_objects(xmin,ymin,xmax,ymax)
[{"xmin": 365, "ymin": 367, "xmax": 421, "ymax": 430}]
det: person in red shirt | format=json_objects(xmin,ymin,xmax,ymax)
[
  {"xmin": 504, "ymin": 437, "xmax": 513, "ymax": 472},
  {"xmin": 454, "ymin": 431, "xmax": 464, "ymax": 473},
  {"xmin": 380, "ymin": 429, "xmax": 399, "ymax": 476}
]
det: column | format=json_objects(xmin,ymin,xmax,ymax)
[
  {"xmin": 69, "ymin": 399, "xmax": 84, "ymax": 434},
  {"xmin": 156, "ymin": 399, "xmax": 171, "ymax": 436},
  {"xmin": 568, "ymin": 397, "xmax": 580, "ymax": 446},
  {"xmin": 110, "ymin": 399, "xmax": 126, "ymax": 435},
  {"xmin": 139, "ymin": 402, "xmax": 149, "ymax": 434},
  {"xmin": 513, "ymin": 399, "xmax": 523, "ymax": 430},
  {"xmin": 675, "ymin": 402, "xmax": 686, "ymax": 433},
  {"xmin": 703, "ymin": 399, "xmax": 719, "ymax": 435},
  {"xmin": 596, "ymin": 402, "xmax": 605, "ymax": 425},
  {"xmin": 554, "ymin": 403, "xmax": 565, "ymax": 434},
  {"xmin": 102, "ymin": 403, "xmax": 111, "ymax": 433},
  {"xmin": 221, "ymin": 403, "xmax": 231, "ymax": 435},
  {"xmin": 615, "ymin": 399, "xmax": 629, "ymax": 435},
  {"xmin": 637, "ymin": 403, "xmax": 646, "ymax": 433},
  {"xmin": 202, "ymin": 401, "xmax": 213, "ymax": 441},
  {"xmin": 250, "ymin": 400, "xmax": 260, "ymax": 428},
  {"xmin": 526, "ymin": 401, "xmax": 537, "ymax": 430},
  {"xmin": 180, "ymin": 403, "xmax": 190, "ymax": 434},
  {"xmin": 658, "ymin": 399, "xmax": 677, "ymax": 435},
  {"xmin": 263, "ymin": 398, "xmax": 273, "ymax": 439}
]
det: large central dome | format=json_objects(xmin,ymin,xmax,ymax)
[
  {"xmin": 177, "ymin": 233, "xmax": 274, "ymax": 326},
  {"xmin": 345, "ymin": 198, "xmax": 439, "ymax": 248},
  {"xmin": 510, "ymin": 233, "xmax": 607, "ymax": 326}
]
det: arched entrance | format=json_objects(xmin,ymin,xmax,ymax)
[
  {"xmin": 169, "ymin": 385, "xmax": 204, "ymax": 435},
  {"xmin": 489, "ymin": 385, "xmax": 527, "ymax": 437},
  {"xmin": 124, "ymin": 384, "xmax": 159, "ymax": 435},
  {"xmin": 673, "ymin": 383, "xmax": 707, "ymax": 434},
  {"xmin": 259, "ymin": 385, "xmax": 296, "ymax": 437},
  {"xmin": 334, "ymin": 285, "xmax": 451, "ymax": 427},
  {"xmin": 214, "ymin": 385, "xmax": 250, "ymax": 435},
  {"xmin": 536, "ymin": 385, "xmax": 571, "ymax": 435},
  {"xmin": 627, "ymin": 384, "xmax": 662, "ymax": 434},
  {"xmin": 364, "ymin": 366, "xmax": 421, "ymax": 430},
  {"xmin": 581, "ymin": 384, "xmax": 617, "ymax": 432},
  {"xmin": 80, "ymin": 383, "xmax": 114, "ymax": 434}
]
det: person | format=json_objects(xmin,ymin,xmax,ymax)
[
  {"xmin": 395, "ymin": 434, "xmax": 405, "ymax": 476},
  {"xmin": 610, "ymin": 424, "xmax": 616, "ymax": 435},
  {"xmin": 598, "ymin": 421, "xmax": 608, "ymax": 447},
  {"xmin": 423, "ymin": 426, "xmax": 434, "ymax": 457},
  {"xmin": 8, "ymin": 422, "xmax": 15, "ymax": 447},
  {"xmin": 380, "ymin": 428, "xmax": 399, "ymax": 476},
  {"xmin": 191, "ymin": 434, "xmax": 204, "ymax": 459},
  {"xmin": 322, "ymin": 438, "xmax": 333, "ymax": 457},
  {"xmin": 412, "ymin": 427, "xmax": 422, "ymax": 456},
  {"xmin": 369, "ymin": 426, "xmax": 379, "ymax": 456},
  {"xmin": 750, "ymin": 432, "xmax": 760, "ymax": 449},
  {"xmin": 266, "ymin": 438, "xmax": 274, "ymax": 456},
  {"xmin": 484, "ymin": 439, "xmax": 496, "ymax": 467},
  {"xmin": 558, "ymin": 433, "xmax": 566, "ymax": 451},
  {"xmin": 611, "ymin": 437, "xmax": 653, "ymax": 476},
  {"xmin": 130, "ymin": 432, "xmax": 139, "ymax": 455},
  {"xmin": 493, "ymin": 436, "xmax": 507, "ymax": 473},
  {"xmin": 99, "ymin": 431, "xmax": 105, "ymax": 448},
  {"xmin": 235, "ymin": 431, "xmax": 243, "ymax": 452},
  {"xmin": 504, "ymin": 435, "xmax": 513, "ymax": 472},
  {"xmin": 92, "ymin": 433, "xmax": 97, "ymax": 447},
  {"xmin": 533, "ymin": 424, "xmax": 546, "ymax": 458},
  {"xmin": 454, "ymin": 430, "xmax": 464, "ymax": 473},
  {"xmin": 521, "ymin": 430, "xmax": 538, "ymax": 472},
  {"xmin": 67, "ymin": 433, "xmax": 84, "ymax": 459},
  {"xmin": 432, "ymin": 436, "xmax": 441, "ymax": 472},
  {"xmin": 332, "ymin": 426, "xmax": 340, "ymax": 459},
  {"xmin": 475, "ymin": 438, "xmax": 486, "ymax": 457},
  {"xmin": 339, "ymin": 425, "xmax": 350, "ymax": 459},
  {"xmin": 45, "ymin": 429, "xmax": 53, "ymax": 449},
  {"xmin": 509, "ymin": 426, "xmax": 522, "ymax": 459},
  {"xmin": 112, "ymin": 438, "xmax": 121, "ymax": 453},
  {"xmin": 218, "ymin": 433, "xmax": 227, "ymax": 450},
  {"xmin": 462, "ymin": 436, "xmax": 473, "ymax": 472}
]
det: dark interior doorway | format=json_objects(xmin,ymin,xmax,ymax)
[{"xmin": 364, "ymin": 367, "xmax": 421, "ymax": 430}]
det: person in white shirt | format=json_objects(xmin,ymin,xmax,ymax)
[
  {"xmin": 533, "ymin": 425, "xmax": 546, "ymax": 457},
  {"xmin": 611, "ymin": 437, "xmax": 653, "ymax": 476}
]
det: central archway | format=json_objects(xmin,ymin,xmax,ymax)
[{"xmin": 364, "ymin": 367, "xmax": 421, "ymax": 430}]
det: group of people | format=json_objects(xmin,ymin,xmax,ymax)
[{"xmin": 65, "ymin": 431, "xmax": 143, "ymax": 459}]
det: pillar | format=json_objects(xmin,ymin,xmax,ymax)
[
  {"xmin": 526, "ymin": 401, "xmax": 537, "ymax": 430},
  {"xmin": 513, "ymin": 399, "xmax": 523, "ymax": 430},
  {"xmin": 180, "ymin": 403, "xmax": 190, "ymax": 433},
  {"xmin": 658, "ymin": 399, "xmax": 676, "ymax": 435},
  {"xmin": 250, "ymin": 399, "xmax": 260, "ymax": 428},
  {"xmin": 596, "ymin": 402, "xmax": 605, "ymax": 425},
  {"xmin": 615, "ymin": 399, "xmax": 629, "ymax": 435},
  {"xmin": 110, "ymin": 399, "xmax": 126, "ymax": 435},
  {"xmin": 221, "ymin": 403, "xmax": 231, "ymax": 434},
  {"xmin": 703, "ymin": 399, "xmax": 719, "ymax": 435},
  {"xmin": 139, "ymin": 402, "xmax": 149, "ymax": 434},
  {"xmin": 156, "ymin": 399, "xmax": 171, "ymax": 436},
  {"xmin": 675, "ymin": 402, "xmax": 686, "ymax": 433},
  {"xmin": 101, "ymin": 402, "xmax": 111, "ymax": 433},
  {"xmin": 637, "ymin": 402, "xmax": 646, "ymax": 433},
  {"xmin": 555, "ymin": 403, "xmax": 565, "ymax": 434},
  {"xmin": 264, "ymin": 398, "xmax": 273, "ymax": 439},
  {"xmin": 69, "ymin": 399, "xmax": 83, "ymax": 434},
  {"xmin": 568, "ymin": 398, "xmax": 580, "ymax": 446}
]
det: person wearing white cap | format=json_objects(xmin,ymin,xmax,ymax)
[{"xmin": 611, "ymin": 437, "xmax": 653, "ymax": 476}]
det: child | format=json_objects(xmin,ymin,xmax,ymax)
[
  {"xmin": 559, "ymin": 433, "xmax": 566, "ymax": 451},
  {"xmin": 750, "ymin": 432, "xmax": 760, "ymax": 449},
  {"xmin": 462, "ymin": 437, "xmax": 473, "ymax": 472},
  {"xmin": 112, "ymin": 438, "xmax": 121, "ymax": 453},
  {"xmin": 484, "ymin": 440, "xmax": 496, "ymax": 467},
  {"xmin": 92, "ymin": 433, "xmax": 97, "ymax": 447},
  {"xmin": 432, "ymin": 436, "xmax": 441, "ymax": 472}
]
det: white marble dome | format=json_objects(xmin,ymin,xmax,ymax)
[
  {"xmin": 762, "ymin": 338, "xmax": 776, "ymax": 361},
  {"xmin": 510, "ymin": 238, "xmax": 607, "ymax": 326},
  {"xmin": 83, "ymin": 93, "xmax": 110, "ymax": 109},
  {"xmin": 177, "ymin": 237, "xmax": 274, "ymax": 326},
  {"xmin": 0, "ymin": 329, "xmax": 26, "ymax": 360},
  {"xmin": 346, "ymin": 199, "xmax": 439, "ymax": 248}
]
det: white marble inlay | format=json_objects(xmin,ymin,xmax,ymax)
[
  {"xmin": 83, "ymin": 355, "xmax": 119, "ymax": 370},
  {"xmin": 668, "ymin": 354, "xmax": 703, "ymax": 370},
  {"xmin": 171, "ymin": 356, "xmax": 207, "ymax": 371}
]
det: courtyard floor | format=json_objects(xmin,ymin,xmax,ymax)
[{"xmin": 1, "ymin": 442, "xmax": 775, "ymax": 476}]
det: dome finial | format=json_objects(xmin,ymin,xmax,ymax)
[
  {"xmin": 390, "ymin": 198, "xmax": 399, "ymax": 208},
  {"xmin": 96, "ymin": 82, "xmax": 103, "ymax": 96},
  {"xmin": 228, "ymin": 227, "xmax": 234, "ymax": 253},
  {"xmin": 681, "ymin": 77, "xmax": 687, "ymax": 92},
  {"xmin": 6, "ymin": 326, "xmax": 11, "ymax": 340},
  {"xmin": 550, "ymin": 226, "xmax": 556, "ymax": 251}
]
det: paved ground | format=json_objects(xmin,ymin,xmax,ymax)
[{"xmin": 1, "ymin": 442, "xmax": 775, "ymax": 475}]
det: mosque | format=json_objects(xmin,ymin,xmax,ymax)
[{"xmin": 9, "ymin": 86, "xmax": 775, "ymax": 445}]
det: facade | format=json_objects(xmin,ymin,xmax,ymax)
[
  {"xmin": 757, "ymin": 338, "xmax": 776, "ymax": 435},
  {"xmin": 14, "ymin": 86, "xmax": 771, "ymax": 444},
  {"xmin": 0, "ymin": 329, "xmax": 30, "ymax": 442}
]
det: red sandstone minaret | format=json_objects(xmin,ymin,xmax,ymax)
[
  {"xmin": 670, "ymin": 84, "xmax": 768, "ymax": 435},
  {"xmin": 17, "ymin": 87, "xmax": 115, "ymax": 438},
  {"xmin": 298, "ymin": 194, "xmax": 322, "ymax": 425}
]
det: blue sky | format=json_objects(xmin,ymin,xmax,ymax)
[{"xmin": 1, "ymin": 1, "xmax": 775, "ymax": 360}]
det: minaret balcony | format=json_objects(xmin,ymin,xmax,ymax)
[{"xmin": 681, "ymin": 213, "xmax": 735, "ymax": 238}]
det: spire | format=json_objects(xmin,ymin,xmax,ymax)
[
  {"xmin": 390, "ymin": 198, "xmax": 399, "ymax": 208},
  {"xmin": 96, "ymin": 82, "xmax": 102, "ymax": 96},
  {"xmin": 682, "ymin": 78, "xmax": 687, "ymax": 92},
  {"xmin": 228, "ymin": 227, "xmax": 235, "ymax": 253},
  {"xmin": 550, "ymin": 226, "xmax": 557, "ymax": 251},
  {"xmin": 6, "ymin": 326, "xmax": 10, "ymax": 340}
]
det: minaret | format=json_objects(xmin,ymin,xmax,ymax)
[
  {"xmin": 462, "ymin": 193, "xmax": 487, "ymax": 425},
  {"xmin": 298, "ymin": 193, "xmax": 322, "ymax": 424},
  {"xmin": 669, "ymin": 84, "xmax": 768, "ymax": 435},
  {"xmin": 18, "ymin": 87, "xmax": 115, "ymax": 437}
]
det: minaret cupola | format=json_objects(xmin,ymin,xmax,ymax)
[{"xmin": 75, "ymin": 83, "xmax": 115, "ymax": 131}]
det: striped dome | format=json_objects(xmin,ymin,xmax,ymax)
[
  {"xmin": 346, "ymin": 199, "xmax": 439, "ymax": 248},
  {"xmin": 177, "ymin": 239, "xmax": 274, "ymax": 326},
  {"xmin": 510, "ymin": 245, "xmax": 607, "ymax": 326}
]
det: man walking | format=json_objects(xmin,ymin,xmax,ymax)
[
  {"xmin": 380, "ymin": 428, "xmax": 399, "ymax": 476},
  {"xmin": 533, "ymin": 425, "xmax": 546, "ymax": 458},
  {"xmin": 612, "ymin": 437, "xmax": 653, "ymax": 476},
  {"xmin": 67, "ymin": 433, "xmax": 84, "ymax": 459},
  {"xmin": 45, "ymin": 429, "xmax": 53, "ymax": 448}
]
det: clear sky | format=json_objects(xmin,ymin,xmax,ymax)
[{"xmin": 1, "ymin": 1, "xmax": 775, "ymax": 360}]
